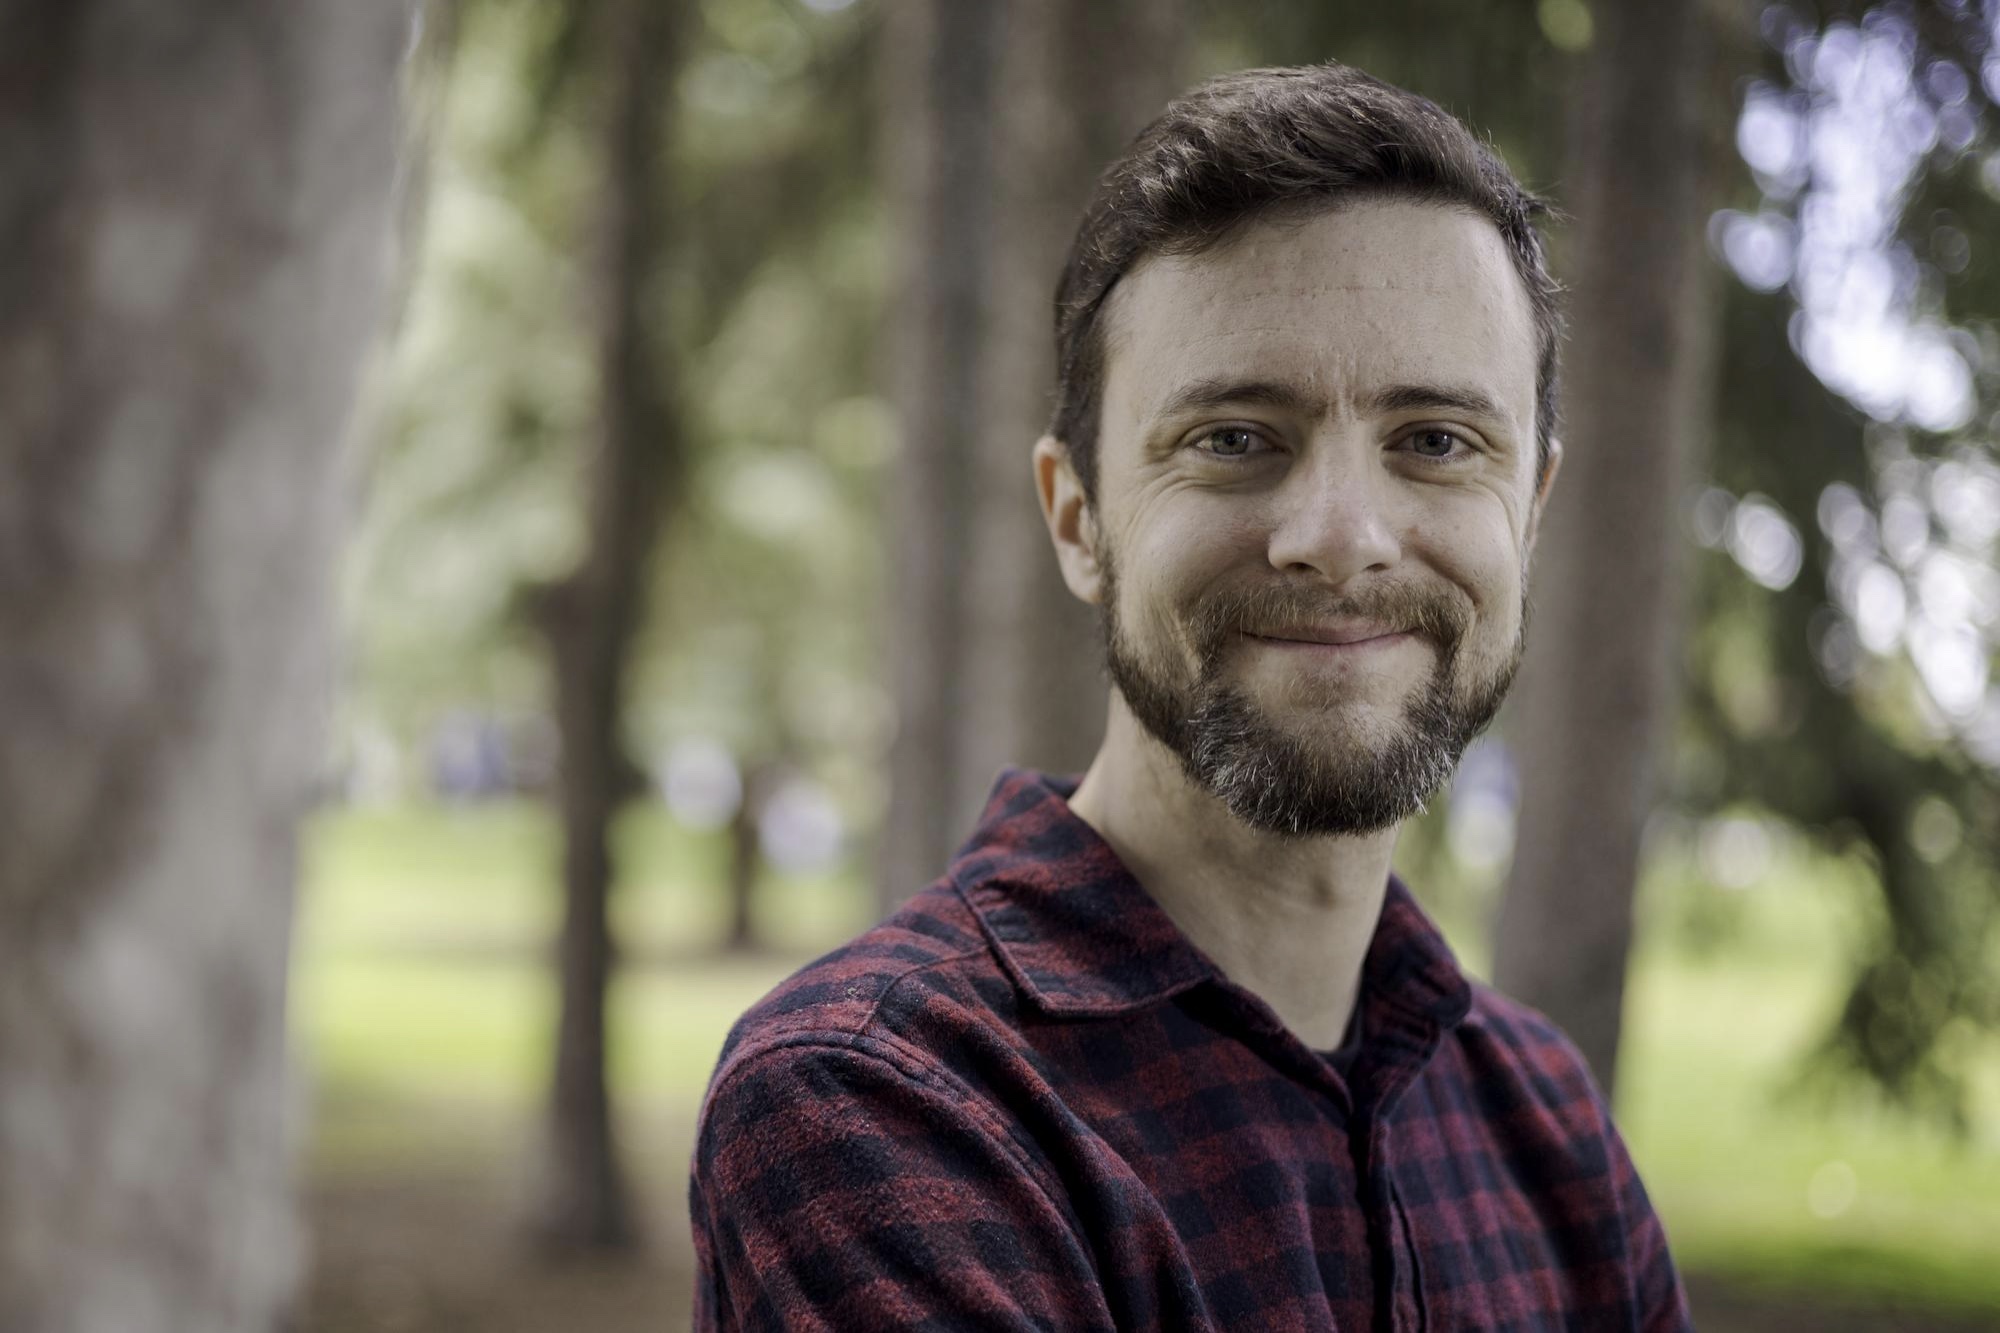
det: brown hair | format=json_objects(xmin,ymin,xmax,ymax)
[{"xmin": 1051, "ymin": 63, "xmax": 1563, "ymax": 500}]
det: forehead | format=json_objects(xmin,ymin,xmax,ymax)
[{"xmin": 1099, "ymin": 199, "xmax": 1539, "ymax": 432}]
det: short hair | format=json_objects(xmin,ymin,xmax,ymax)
[{"xmin": 1050, "ymin": 63, "xmax": 1563, "ymax": 501}]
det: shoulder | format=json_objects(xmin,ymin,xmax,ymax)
[
  {"xmin": 1448, "ymin": 980, "xmax": 1613, "ymax": 1129},
  {"xmin": 1451, "ymin": 987, "xmax": 1691, "ymax": 1325},
  {"xmin": 687, "ymin": 896, "xmax": 1113, "ymax": 1330},
  {"xmin": 702, "ymin": 877, "xmax": 1022, "ymax": 1106},
  {"xmin": 692, "ymin": 880, "xmax": 1053, "ymax": 1204}
]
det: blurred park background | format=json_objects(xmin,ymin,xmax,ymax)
[{"xmin": 6, "ymin": 0, "xmax": 2000, "ymax": 1330}]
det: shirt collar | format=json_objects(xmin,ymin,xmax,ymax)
[{"xmin": 949, "ymin": 767, "xmax": 1474, "ymax": 1032}]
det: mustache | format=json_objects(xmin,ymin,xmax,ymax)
[{"xmin": 1183, "ymin": 581, "xmax": 1471, "ymax": 664}]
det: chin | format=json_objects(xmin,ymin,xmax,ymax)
[{"xmin": 1258, "ymin": 680, "xmax": 1424, "ymax": 727}]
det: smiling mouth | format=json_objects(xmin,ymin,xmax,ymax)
[{"xmin": 1243, "ymin": 626, "xmax": 1412, "ymax": 649}]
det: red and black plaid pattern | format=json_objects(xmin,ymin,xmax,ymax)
[{"xmin": 691, "ymin": 769, "xmax": 1691, "ymax": 1331}]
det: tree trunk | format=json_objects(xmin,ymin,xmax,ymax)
[
  {"xmin": 725, "ymin": 762, "xmax": 774, "ymax": 953},
  {"xmin": 954, "ymin": 0, "xmax": 1187, "ymax": 823},
  {"xmin": 0, "ymin": 2, "xmax": 411, "ymax": 1328},
  {"xmin": 879, "ymin": 0, "xmax": 1185, "ymax": 912},
  {"xmin": 1491, "ymin": 0, "xmax": 1736, "ymax": 1093},
  {"xmin": 878, "ymin": 0, "xmax": 998, "ymax": 912},
  {"xmin": 533, "ymin": 0, "xmax": 683, "ymax": 1254}
]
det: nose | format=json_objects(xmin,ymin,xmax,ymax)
[{"xmin": 1263, "ymin": 435, "xmax": 1403, "ymax": 585}]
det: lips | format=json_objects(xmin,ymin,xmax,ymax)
[{"xmin": 1245, "ymin": 623, "xmax": 1408, "ymax": 647}]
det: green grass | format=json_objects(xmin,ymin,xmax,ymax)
[
  {"xmin": 1618, "ymin": 946, "xmax": 2000, "ymax": 1312},
  {"xmin": 294, "ymin": 797, "xmax": 865, "ymax": 1079},
  {"xmin": 1612, "ymin": 848, "xmax": 2000, "ymax": 1315},
  {"xmin": 292, "ymin": 801, "xmax": 2000, "ymax": 1313}
]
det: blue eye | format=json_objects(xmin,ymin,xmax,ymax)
[
  {"xmin": 1405, "ymin": 429, "xmax": 1468, "ymax": 459},
  {"xmin": 1201, "ymin": 427, "xmax": 1261, "ymax": 457}
]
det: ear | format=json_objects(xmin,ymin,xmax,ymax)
[
  {"xmin": 1525, "ymin": 436, "xmax": 1563, "ymax": 554},
  {"xmin": 1033, "ymin": 435, "xmax": 1103, "ymax": 604}
]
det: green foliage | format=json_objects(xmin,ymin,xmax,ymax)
[
  {"xmin": 347, "ymin": 0, "xmax": 887, "ymax": 817},
  {"xmin": 1681, "ymin": 4, "xmax": 2000, "ymax": 1128},
  {"xmin": 343, "ymin": 0, "xmax": 601, "ymax": 748}
]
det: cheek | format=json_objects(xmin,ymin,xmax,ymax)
[
  {"xmin": 1115, "ymin": 503, "xmax": 1258, "ymax": 648},
  {"xmin": 1122, "ymin": 495, "xmax": 1260, "ymax": 588},
  {"xmin": 1409, "ymin": 499, "xmax": 1525, "ymax": 614}
]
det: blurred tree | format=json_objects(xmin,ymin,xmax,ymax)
[
  {"xmin": 638, "ymin": 0, "xmax": 877, "ymax": 949},
  {"xmin": 349, "ymin": 0, "xmax": 879, "ymax": 1249},
  {"xmin": 953, "ymin": 1, "xmax": 1192, "ymax": 833},
  {"xmin": 1679, "ymin": 1, "xmax": 2000, "ymax": 1128},
  {"xmin": 529, "ymin": 0, "xmax": 687, "ymax": 1252},
  {"xmin": 0, "ymin": 1, "xmax": 412, "ymax": 1327},
  {"xmin": 726, "ymin": 759, "xmax": 777, "ymax": 950},
  {"xmin": 876, "ymin": 1, "xmax": 991, "ymax": 912},
  {"xmin": 340, "ymin": 0, "xmax": 605, "ymax": 757},
  {"xmin": 878, "ymin": 0, "xmax": 1187, "ymax": 910},
  {"xmin": 1492, "ymin": 0, "xmax": 1746, "ymax": 1093}
]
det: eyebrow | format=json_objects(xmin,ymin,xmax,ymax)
[
  {"xmin": 1153, "ymin": 376, "xmax": 1507, "ymax": 424},
  {"xmin": 1363, "ymin": 382, "xmax": 1505, "ymax": 420},
  {"xmin": 1155, "ymin": 377, "xmax": 1319, "ymax": 420}
]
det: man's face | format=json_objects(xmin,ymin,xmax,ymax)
[{"xmin": 1079, "ymin": 199, "xmax": 1550, "ymax": 837}]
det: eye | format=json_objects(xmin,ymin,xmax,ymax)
[
  {"xmin": 1195, "ymin": 426, "xmax": 1268, "ymax": 458},
  {"xmin": 1400, "ymin": 428, "xmax": 1473, "ymax": 460}
]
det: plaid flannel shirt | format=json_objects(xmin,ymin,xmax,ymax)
[{"xmin": 691, "ymin": 768, "xmax": 1692, "ymax": 1331}]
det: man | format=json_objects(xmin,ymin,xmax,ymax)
[{"xmin": 691, "ymin": 62, "xmax": 1692, "ymax": 1332}]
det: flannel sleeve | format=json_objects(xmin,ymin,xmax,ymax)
[
  {"xmin": 1550, "ymin": 1026, "xmax": 1691, "ymax": 1333},
  {"xmin": 1503, "ymin": 1003, "xmax": 1695, "ymax": 1332},
  {"xmin": 690, "ymin": 1036, "xmax": 1115, "ymax": 1332},
  {"xmin": 1603, "ymin": 1113, "xmax": 1693, "ymax": 1333}
]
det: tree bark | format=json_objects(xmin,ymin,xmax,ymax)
[
  {"xmin": 0, "ymin": 2, "xmax": 411, "ymax": 1328},
  {"xmin": 879, "ymin": 0, "xmax": 1185, "ymax": 911},
  {"xmin": 533, "ymin": 0, "xmax": 683, "ymax": 1254},
  {"xmin": 878, "ymin": 0, "xmax": 1000, "ymax": 912},
  {"xmin": 1491, "ymin": 0, "xmax": 1736, "ymax": 1093},
  {"xmin": 725, "ymin": 762, "xmax": 776, "ymax": 953},
  {"xmin": 953, "ymin": 0, "xmax": 1187, "ymax": 823}
]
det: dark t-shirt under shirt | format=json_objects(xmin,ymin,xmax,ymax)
[{"xmin": 1322, "ymin": 994, "xmax": 1364, "ymax": 1084}]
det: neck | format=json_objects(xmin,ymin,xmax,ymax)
[{"xmin": 1066, "ymin": 697, "xmax": 1398, "ymax": 1050}]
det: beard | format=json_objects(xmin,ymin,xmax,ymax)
[{"xmin": 1099, "ymin": 551, "xmax": 1526, "ymax": 839}]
